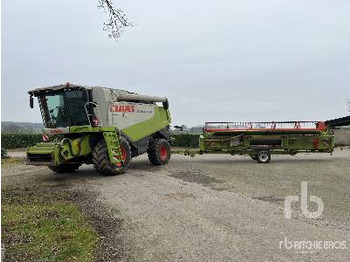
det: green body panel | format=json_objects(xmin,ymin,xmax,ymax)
[
  {"xmin": 199, "ymin": 135, "xmax": 205, "ymax": 150},
  {"xmin": 60, "ymin": 135, "xmax": 92, "ymax": 160},
  {"xmin": 26, "ymin": 127, "xmax": 124, "ymax": 168},
  {"xmin": 69, "ymin": 126, "xmax": 115, "ymax": 133},
  {"xmin": 199, "ymin": 129, "xmax": 334, "ymax": 155},
  {"xmin": 121, "ymin": 107, "xmax": 171, "ymax": 142},
  {"xmin": 26, "ymin": 142, "xmax": 61, "ymax": 166}
]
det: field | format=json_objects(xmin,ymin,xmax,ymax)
[
  {"xmin": 2, "ymin": 188, "xmax": 98, "ymax": 261},
  {"xmin": 2, "ymin": 148, "xmax": 350, "ymax": 261}
]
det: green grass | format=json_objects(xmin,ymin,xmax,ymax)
[
  {"xmin": 1, "ymin": 189, "xmax": 98, "ymax": 261},
  {"xmin": 1, "ymin": 157, "xmax": 24, "ymax": 167}
]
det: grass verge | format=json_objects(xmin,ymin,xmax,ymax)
[
  {"xmin": 1, "ymin": 157, "xmax": 24, "ymax": 167},
  {"xmin": 1, "ymin": 188, "xmax": 99, "ymax": 261}
]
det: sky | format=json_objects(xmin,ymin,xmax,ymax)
[{"xmin": 2, "ymin": 0, "xmax": 350, "ymax": 126}]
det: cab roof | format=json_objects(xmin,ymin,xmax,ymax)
[{"xmin": 28, "ymin": 83, "xmax": 92, "ymax": 96}]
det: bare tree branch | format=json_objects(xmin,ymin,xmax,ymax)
[{"xmin": 98, "ymin": 0, "xmax": 134, "ymax": 40}]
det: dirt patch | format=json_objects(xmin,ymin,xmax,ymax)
[
  {"xmin": 67, "ymin": 190, "xmax": 125, "ymax": 262},
  {"xmin": 159, "ymin": 192, "xmax": 196, "ymax": 201},
  {"xmin": 168, "ymin": 169, "xmax": 223, "ymax": 187},
  {"xmin": 252, "ymin": 195, "xmax": 284, "ymax": 203}
]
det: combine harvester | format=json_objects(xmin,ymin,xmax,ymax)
[
  {"xmin": 26, "ymin": 83, "xmax": 172, "ymax": 175},
  {"xmin": 183, "ymin": 116, "xmax": 350, "ymax": 163}
]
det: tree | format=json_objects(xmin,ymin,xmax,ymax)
[{"xmin": 98, "ymin": 0, "xmax": 134, "ymax": 40}]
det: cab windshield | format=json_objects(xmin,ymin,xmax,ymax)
[{"xmin": 38, "ymin": 89, "xmax": 90, "ymax": 128}]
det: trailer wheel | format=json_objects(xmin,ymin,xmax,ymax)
[
  {"xmin": 256, "ymin": 150, "xmax": 271, "ymax": 163},
  {"xmin": 92, "ymin": 140, "xmax": 124, "ymax": 175},
  {"xmin": 120, "ymin": 137, "xmax": 132, "ymax": 168},
  {"xmin": 148, "ymin": 139, "xmax": 171, "ymax": 165},
  {"xmin": 49, "ymin": 164, "xmax": 80, "ymax": 173}
]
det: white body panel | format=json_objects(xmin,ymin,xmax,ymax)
[{"xmin": 109, "ymin": 102, "xmax": 155, "ymax": 129}]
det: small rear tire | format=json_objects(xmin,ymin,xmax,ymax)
[
  {"xmin": 49, "ymin": 164, "xmax": 80, "ymax": 173},
  {"xmin": 256, "ymin": 150, "xmax": 271, "ymax": 163},
  {"xmin": 147, "ymin": 139, "xmax": 171, "ymax": 166}
]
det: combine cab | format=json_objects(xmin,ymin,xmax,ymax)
[{"xmin": 27, "ymin": 83, "xmax": 171, "ymax": 175}]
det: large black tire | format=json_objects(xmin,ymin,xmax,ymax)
[
  {"xmin": 147, "ymin": 139, "xmax": 171, "ymax": 166},
  {"xmin": 92, "ymin": 140, "xmax": 124, "ymax": 175},
  {"xmin": 120, "ymin": 137, "xmax": 132, "ymax": 168},
  {"xmin": 49, "ymin": 164, "xmax": 80, "ymax": 173},
  {"xmin": 256, "ymin": 150, "xmax": 271, "ymax": 163}
]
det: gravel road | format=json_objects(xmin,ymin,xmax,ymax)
[{"xmin": 2, "ymin": 148, "xmax": 350, "ymax": 261}]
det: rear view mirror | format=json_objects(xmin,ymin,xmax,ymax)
[
  {"xmin": 30, "ymin": 95, "xmax": 34, "ymax": 108},
  {"xmin": 163, "ymin": 99, "xmax": 169, "ymax": 110}
]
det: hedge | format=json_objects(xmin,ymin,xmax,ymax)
[
  {"xmin": 1, "ymin": 133, "xmax": 200, "ymax": 149},
  {"xmin": 1, "ymin": 133, "xmax": 42, "ymax": 149},
  {"xmin": 171, "ymin": 134, "xmax": 200, "ymax": 148},
  {"xmin": 2, "ymin": 131, "xmax": 347, "ymax": 149}
]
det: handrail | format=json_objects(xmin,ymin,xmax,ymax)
[{"xmin": 84, "ymin": 102, "xmax": 102, "ymax": 127}]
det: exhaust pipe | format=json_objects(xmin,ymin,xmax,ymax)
[{"xmin": 117, "ymin": 94, "xmax": 167, "ymax": 103}]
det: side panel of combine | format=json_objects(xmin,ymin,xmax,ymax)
[
  {"xmin": 92, "ymin": 87, "xmax": 171, "ymax": 143},
  {"xmin": 110, "ymin": 102, "xmax": 155, "ymax": 130},
  {"xmin": 109, "ymin": 102, "xmax": 170, "ymax": 142}
]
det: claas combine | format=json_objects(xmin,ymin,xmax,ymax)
[{"xmin": 26, "ymin": 83, "xmax": 171, "ymax": 175}]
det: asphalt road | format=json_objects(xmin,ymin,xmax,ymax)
[{"xmin": 2, "ymin": 148, "xmax": 350, "ymax": 261}]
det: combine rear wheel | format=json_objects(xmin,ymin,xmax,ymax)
[
  {"xmin": 256, "ymin": 150, "xmax": 271, "ymax": 163},
  {"xmin": 148, "ymin": 139, "xmax": 171, "ymax": 166},
  {"xmin": 92, "ymin": 140, "xmax": 124, "ymax": 175},
  {"xmin": 49, "ymin": 164, "xmax": 80, "ymax": 173}
]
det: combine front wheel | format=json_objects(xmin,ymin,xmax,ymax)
[
  {"xmin": 120, "ymin": 137, "xmax": 132, "ymax": 168},
  {"xmin": 92, "ymin": 140, "xmax": 124, "ymax": 175}
]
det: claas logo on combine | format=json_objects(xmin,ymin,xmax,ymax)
[
  {"xmin": 50, "ymin": 129, "xmax": 63, "ymax": 134},
  {"xmin": 110, "ymin": 104, "xmax": 136, "ymax": 113}
]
